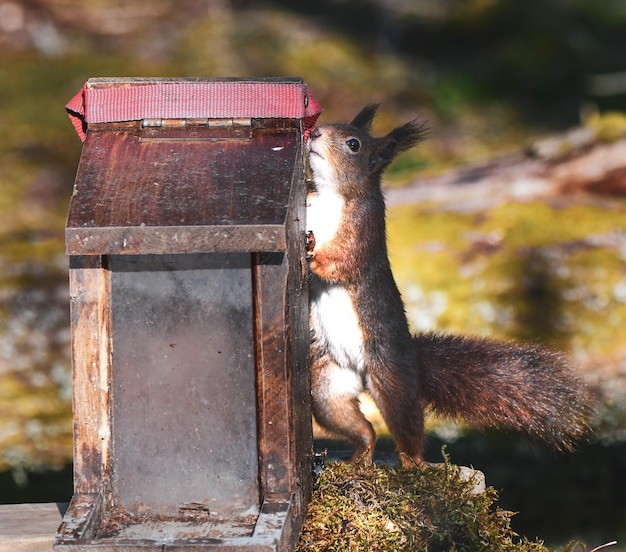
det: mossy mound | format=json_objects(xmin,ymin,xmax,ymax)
[{"xmin": 297, "ymin": 456, "xmax": 577, "ymax": 552}]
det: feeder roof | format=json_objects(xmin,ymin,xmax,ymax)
[{"xmin": 64, "ymin": 78, "xmax": 322, "ymax": 256}]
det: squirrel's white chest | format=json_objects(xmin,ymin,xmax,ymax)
[
  {"xmin": 310, "ymin": 281, "xmax": 366, "ymax": 373},
  {"xmin": 306, "ymin": 189, "xmax": 344, "ymax": 249}
]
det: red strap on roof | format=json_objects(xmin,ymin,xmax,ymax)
[{"xmin": 66, "ymin": 79, "xmax": 323, "ymax": 142}]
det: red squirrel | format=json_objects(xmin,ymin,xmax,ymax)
[{"xmin": 306, "ymin": 104, "xmax": 591, "ymax": 465}]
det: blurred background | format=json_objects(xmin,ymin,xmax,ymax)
[{"xmin": 1, "ymin": 0, "xmax": 626, "ymax": 549}]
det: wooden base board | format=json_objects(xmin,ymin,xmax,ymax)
[
  {"xmin": 53, "ymin": 494, "xmax": 296, "ymax": 551},
  {"xmin": 0, "ymin": 502, "xmax": 67, "ymax": 552}
]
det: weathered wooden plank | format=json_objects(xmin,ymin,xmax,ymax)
[
  {"xmin": 252, "ymin": 133, "xmax": 311, "ymax": 528},
  {"xmin": 0, "ymin": 501, "xmax": 295, "ymax": 552},
  {"xmin": 253, "ymin": 251, "xmax": 293, "ymax": 498},
  {"xmin": 0, "ymin": 503, "xmax": 66, "ymax": 551},
  {"xmin": 69, "ymin": 257, "xmax": 111, "ymax": 494},
  {"xmin": 53, "ymin": 493, "xmax": 102, "ymax": 546},
  {"xmin": 66, "ymin": 224, "xmax": 286, "ymax": 256},
  {"xmin": 284, "ymin": 140, "xmax": 313, "ymax": 522},
  {"xmin": 65, "ymin": 126, "xmax": 299, "ymax": 256}
]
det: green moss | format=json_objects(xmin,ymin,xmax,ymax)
[
  {"xmin": 387, "ymin": 200, "xmax": 626, "ymax": 353},
  {"xmin": 297, "ymin": 456, "xmax": 566, "ymax": 551},
  {"xmin": 0, "ymin": 372, "xmax": 72, "ymax": 472},
  {"xmin": 483, "ymin": 202, "xmax": 626, "ymax": 248},
  {"xmin": 585, "ymin": 111, "xmax": 626, "ymax": 143}
]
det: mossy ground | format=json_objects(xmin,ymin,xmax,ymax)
[{"xmin": 297, "ymin": 455, "xmax": 576, "ymax": 552}]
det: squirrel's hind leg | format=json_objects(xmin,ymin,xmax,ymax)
[
  {"xmin": 312, "ymin": 359, "xmax": 376, "ymax": 464},
  {"xmin": 367, "ymin": 368, "xmax": 426, "ymax": 466}
]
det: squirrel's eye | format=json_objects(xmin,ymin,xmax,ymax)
[{"xmin": 346, "ymin": 138, "xmax": 361, "ymax": 153}]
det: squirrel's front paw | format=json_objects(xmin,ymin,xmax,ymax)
[{"xmin": 306, "ymin": 231, "xmax": 316, "ymax": 259}]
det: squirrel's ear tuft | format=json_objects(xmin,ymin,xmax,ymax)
[
  {"xmin": 385, "ymin": 118, "xmax": 429, "ymax": 154},
  {"xmin": 350, "ymin": 104, "xmax": 380, "ymax": 131},
  {"xmin": 370, "ymin": 118, "xmax": 428, "ymax": 173}
]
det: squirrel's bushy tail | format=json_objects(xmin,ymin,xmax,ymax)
[{"xmin": 414, "ymin": 332, "xmax": 592, "ymax": 450}]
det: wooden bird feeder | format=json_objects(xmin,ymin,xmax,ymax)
[{"xmin": 54, "ymin": 77, "xmax": 322, "ymax": 551}]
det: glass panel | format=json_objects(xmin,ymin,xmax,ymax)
[{"xmin": 109, "ymin": 253, "xmax": 258, "ymax": 517}]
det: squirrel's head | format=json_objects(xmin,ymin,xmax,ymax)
[{"xmin": 308, "ymin": 104, "xmax": 427, "ymax": 197}]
